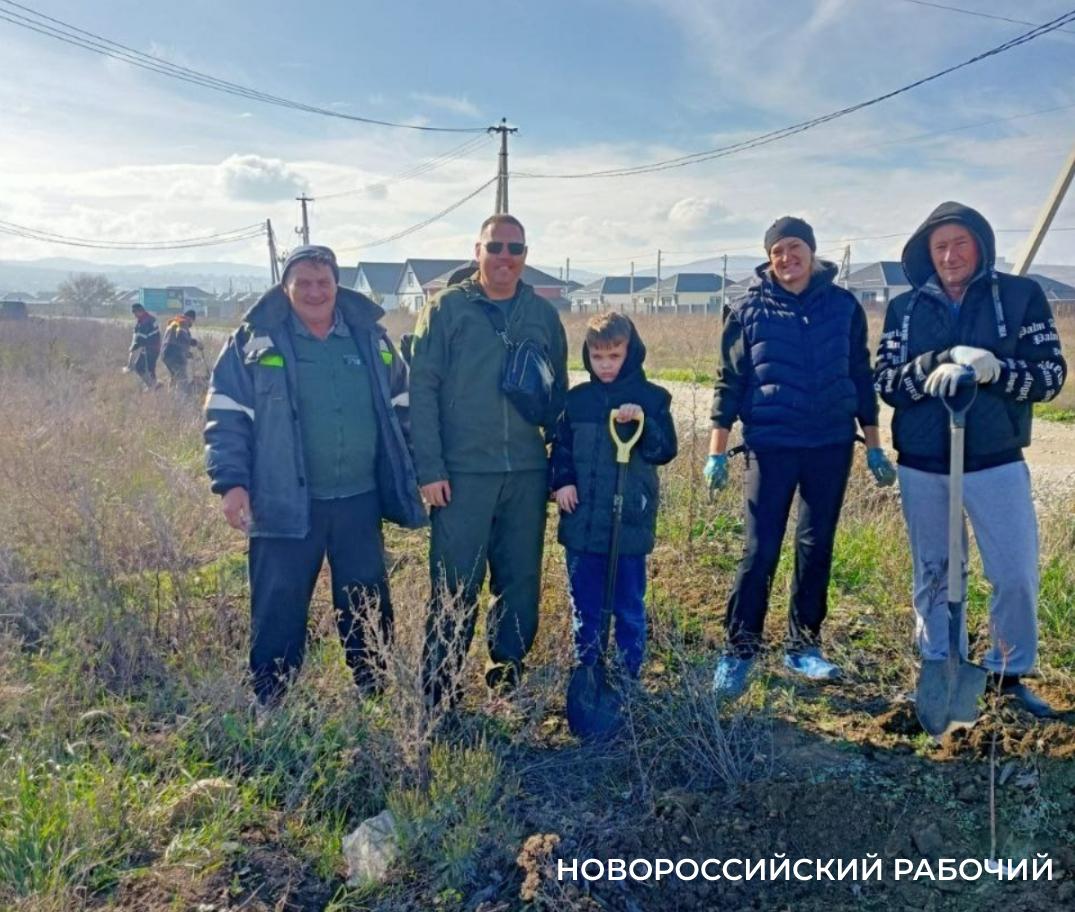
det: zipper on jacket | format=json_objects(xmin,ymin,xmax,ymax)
[{"xmin": 503, "ymin": 396, "xmax": 512, "ymax": 470}]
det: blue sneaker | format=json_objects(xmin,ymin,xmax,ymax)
[
  {"xmin": 784, "ymin": 647, "xmax": 842, "ymax": 681},
  {"xmin": 712, "ymin": 655, "xmax": 754, "ymax": 700}
]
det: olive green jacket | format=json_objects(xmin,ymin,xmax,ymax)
[{"xmin": 409, "ymin": 278, "xmax": 568, "ymax": 484}]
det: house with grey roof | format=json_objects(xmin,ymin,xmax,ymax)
[
  {"xmin": 569, "ymin": 273, "xmax": 725, "ymax": 313},
  {"xmin": 845, "ymin": 261, "xmax": 911, "ymax": 309},
  {"xmin": 844, "ymin": 262, "xmax": 1075, "ymax": 313},
  {"xmin": 1028, "ymin": 273, "xmax": 1075, "ymax": 312},
  {"xmin": 422, "ymin": 262, "xmax": 574, "ymax": 309},
  {"xmin": 354, "ymin": 262, "xmax": 404, "ymax": 310},
  {"xmin": 569, "ymin": 276, "xmax": 658, "ymax": 313},
  {"xmin": 635, "ymin": 273, "xmax": 724, "ymax": 312},
  {"xmin": 396, "ymin": 259, "xmax": 469, "ymax": 312},
  {"xmin": 338, "ymin": 266, "xmax": 359, "ymax": 290}
]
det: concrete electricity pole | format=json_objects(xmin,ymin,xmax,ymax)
[
  {"xmin": 1014, "ymin": 141, "xmax": 1075, "ymax": 276},
  {"xmin": 721, "ymin": 254, "xmax": 728, "ymax": 309},
  {"xmin": 266, "ymin": 219, "xmax": 280, "ymax": 284},
  {"xmin": 838, "ymin": 245, "xmax": 852, "ymax": 288},
  {"xmin": 296, "ymin": 194, "xmax": 312, "ymax": 245},
  {"xmin": 655, "ymin": 249, "xmax": 661, "ymax": 314},
  {"xmin": 489, "ymin": 118, "xmax": 518, "ymax": 214}
]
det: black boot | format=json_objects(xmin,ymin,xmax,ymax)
[{"xmin": 991, "ymin": 674, "xmax": 1055, "ymax": 719}]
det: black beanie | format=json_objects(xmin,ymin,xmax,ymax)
[{"xmin": 764, "ymin": 216, "xmax": 816, "ymax": 254}]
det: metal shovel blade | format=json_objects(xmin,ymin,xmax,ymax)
[
  {"xmin": 943, "ymin": 600, "xmax": 987, "ymax": 733},
  {"xmin": 914, "ymin": 601, "xmax": 987, "ymax": 737},
  {"xmin": 566, "ymin": 662, "xmax": 623, "ymax": 741},
  {"xmin": 914, "ymin": 371, "xmax": 986, "ymax": 737}
]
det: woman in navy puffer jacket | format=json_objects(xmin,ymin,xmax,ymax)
[{"xmin": 705, "ymin": 216, "xmax": 895, "ymax": 699}]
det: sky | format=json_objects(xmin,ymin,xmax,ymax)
[{"xmin": 1, "ymin": 0, "xmax": 1075, "ymax": 274}]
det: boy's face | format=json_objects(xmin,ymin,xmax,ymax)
[{"xmin": 589, "ymin": 338, "xmax": 629, "ymax": 383}]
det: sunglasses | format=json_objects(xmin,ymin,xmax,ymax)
[{"xmin": 483, "ymin": 241, "xmax": 526, "ymax": 256}]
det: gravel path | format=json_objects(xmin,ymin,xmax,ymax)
[{"xmin": 571, "ymin": 371, "xmax": 1075, "ymax": 500}]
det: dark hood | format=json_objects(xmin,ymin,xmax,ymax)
[
  {"xmin": 901, "ymin": 201, "xmax": 996, "ymax": 289},
  {"xmin": 242, "ymin": 284, "xmax": 384, "ymax": 330},
  {"xmin": 582, "ymin": 317, "xmax": 647, "ymax": 386}
]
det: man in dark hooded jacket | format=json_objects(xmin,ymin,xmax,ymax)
[{"xmin": 875, "ymin": 202, "xmax": 1066, "ymax": 717}]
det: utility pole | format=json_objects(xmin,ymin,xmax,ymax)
[
  {"xmin": 630, "ymin": 261, "xmax": 635, "ymax": 314},
  {"xmin": 838, "ymin": 244, "xmax": 852, "ymax": 288},
  {"xmin": 488, "ymin": 118, "xmax": 518, "ymax": 214},
  {"xmin": 655, "ymin": 249, "xmax": 661, "ymax": 314},
  {"xmin": 296, "ymin": 194, "xmax": 312, "ymax": 245},
  {"xmin": 1014, "ymin": 141, "xmax": 1075, "ymax": 276},
  {"xmin": 721, "ymin": 253, "xmax": 728, "ymax": 310},
  {"xmin": 266, "ymin": 219, "xmax": 280, "ymax": 284}
]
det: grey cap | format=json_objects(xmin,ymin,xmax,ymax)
[{"xmin": 281, "ymin": 244, "xmax": 340, "ymax": 284}]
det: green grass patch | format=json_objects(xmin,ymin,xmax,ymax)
[
  {"xmin": 0, "ymin": 753, "xmax": 152, "ymax": 900},
  {"xmin": 651, "ymin": 367, "xmax": 714, "ymax": 384},
  {"xmin": 388, "ymin": 742, "xmax": 516, "ymax": 890},
  {"xmin": 1034, "ymin": 402, "xmax": 1075, "ymax": 423}
]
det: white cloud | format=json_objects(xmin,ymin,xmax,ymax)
[
  {"xmin": 410, "ymin": 92, "xmax": 482, "ymax": 119},
  {"xmin": 216, "ymin": 154, "xmax": 309, "ymax": 202},
  {"xmin": 666, "ymin": 197, "xmax": 734, "ymax": 234}
]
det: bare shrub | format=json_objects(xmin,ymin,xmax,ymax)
[{"xmin": 350, "ymin": 566, "xmax": 480, "ymax": 791}]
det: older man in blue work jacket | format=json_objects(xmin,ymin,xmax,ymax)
[{"xmin": 204, "ymin": 245, "xmax": 425, "ymax": 709}]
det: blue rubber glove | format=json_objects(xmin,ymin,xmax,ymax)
[
  {"xmin": 704, "ymin": 454, "xmax": 729, "ymax": 490},
  {"xmin": 867, "ymin": 447, "xmax": 896, "ymax": 487}
]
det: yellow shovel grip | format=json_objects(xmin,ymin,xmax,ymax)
[{"xmin": 608, "ymin": 409, "xmax": 644, "ymax": 464}]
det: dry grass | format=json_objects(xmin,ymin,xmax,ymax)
[{"xmin": 2, "ymin": 316, "xmax": 1074, "ymax": 912}]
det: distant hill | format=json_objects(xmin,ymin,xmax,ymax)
[
  {"xmin": 0, "ymin": 257, "xmax": 270, "ymax": 295},
  {"xmin": 4, "ymin": 255, "xmax": 1073, "ymax": 298},
  {"xmin": 659, "ymin": 255, "xmax": 763, "ymax": 283}
]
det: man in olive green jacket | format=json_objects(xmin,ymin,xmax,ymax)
[{"xmin": 410, "ymin": 214, "xmax": 568, "ymax": 702}]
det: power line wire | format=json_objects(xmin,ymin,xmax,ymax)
[
  {"xmin": 896, "ymin": 0, "xmax": 1075, "ymax": 34},
  {"xmin": 335, "ymin": 175, "xmax": 498, "ymax": 252},
  {"xmin": 0, "ymin": 0, "xmax": 487, "ymax": 133},
  {"xmin": 316, "ymin": 135, "xmax": 494, "ymax": 201},
  {"xmin": 569, "ymin": 227, "xmax": 1075, "ymax": 269},
  {"xmin": 514, "ymin": 10, "xmax": 1075, "ymax": 179},
  {"xmin": 0, "ymin": 218, "xmax": 265, "ymax": 250}
]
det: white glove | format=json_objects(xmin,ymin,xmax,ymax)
[
  {"xmin": 924, "ymin": 363, "xmax": 969, "ymax": 398},
  {"xmin": 949, "ymin": 345, "xmax": 1000, "ymax": 384}
]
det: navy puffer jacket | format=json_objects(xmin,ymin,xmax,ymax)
[{"xmin": 711, "ymin": 261, "xmax": 878, "ymax": 452}]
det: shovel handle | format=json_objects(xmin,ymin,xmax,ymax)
[
  {"xmin": 941, "ymin": 367, "xmax": 978, "ymax": 427},
  {"xmin": 608, "ymin": 409, "xmax": 644, "ymax": 464}
]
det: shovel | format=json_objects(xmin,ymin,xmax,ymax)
[
  {"xmin": 566, "ymin": 408, "xmax": 645, "ymax": 740},
  {"xmin": 915, "ymin": 367, "xmax": 988, "ymax": 737}
]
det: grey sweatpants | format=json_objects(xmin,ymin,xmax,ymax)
[{"xmin": 898, "ymin": 462, "xmax": 1039, "ymax": 675}]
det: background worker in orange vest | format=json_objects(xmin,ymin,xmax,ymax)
[{"xmin": 161, "ymin": 308, "xmax": 202, "ymax": 394}]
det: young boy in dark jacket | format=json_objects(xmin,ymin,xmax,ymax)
[{"xmin": 549, "ymin": 312, "xmax": 678, "ymax": 677}]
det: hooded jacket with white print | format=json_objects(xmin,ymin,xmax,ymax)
[{"xmin": 874, "ymin": 201, "xmax": 1066, "ymax": 473}]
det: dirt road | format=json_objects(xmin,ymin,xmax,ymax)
[{"xmin": 571, "ymin": 371, "xmax": 1075, "ymax": 498}]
